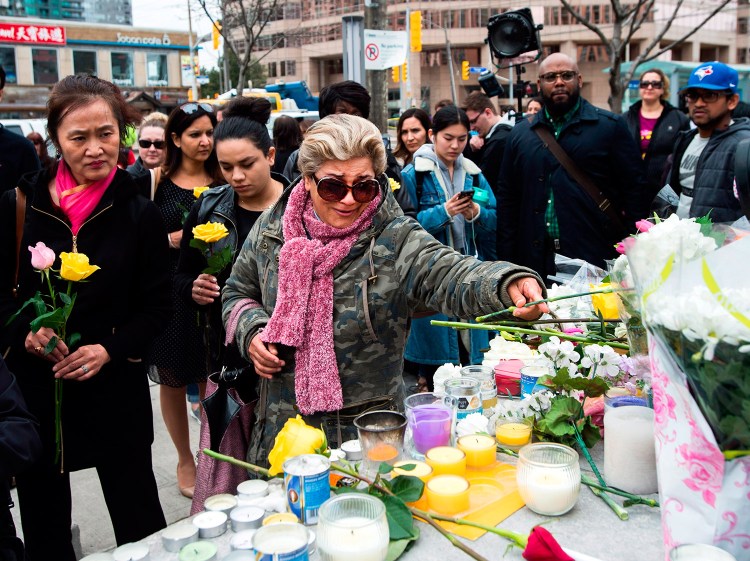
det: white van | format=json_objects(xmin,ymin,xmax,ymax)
[{"xmin": 0, "ymin": 118, "xmax": 48, "ymax": 139}]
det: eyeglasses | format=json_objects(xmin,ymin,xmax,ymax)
[
  {"xmin": 467, "ymin": 113, "xmax": 481, "ymax": 126},
  {"xmin": 540, "ymin": 71, "xmax": 578, "ymax": 84},
  {"xmin": 684, "ymin": 90, "xmax": 732, "ymax": 104},
  {"xmin": 313, "ymin": 175, "xmax": 380, "ymax": 203},
  {"xmin": 639, "ymin": 80, "xmax": 663, "ymax": 89},
  {"xmin": 138, "ymin": 139, "xmax": 165, "ymax": 149},
  {"xmin": 179, "ymin": 102, "xmax": 214, "ymax": 114}
]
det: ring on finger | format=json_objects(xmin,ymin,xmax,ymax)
[
  {"xmin": 34, "ymin": 345, "xmax": 44, "ymax": 353},
  {"xmin": 81, "ymin": 364, "xmax": 89, "ymax": 374}
]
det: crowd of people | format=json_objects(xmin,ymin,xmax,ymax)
[{"xmin": 0, "ymin": 54, "xmax": 748, "ymax": 559}]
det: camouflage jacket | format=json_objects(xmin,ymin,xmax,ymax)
[{"xmin": 222, "ymin": 180, "xmax": 540, "ymax": 464}]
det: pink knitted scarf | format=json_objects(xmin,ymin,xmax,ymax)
[{"xmin": 261, "ymin": 181, "xmax": 382, "ymax": 414}]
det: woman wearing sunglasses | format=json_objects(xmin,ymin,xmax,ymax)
[
  {"xmin": 625, "ymin": 68, "xmax": 689, "ymax": 199},
  {"xmin": 127, "ymin": 112, "xmax": 168, "ymax": 176},
  {"xmin": 147, "ymin": 102, "xmax": 223, "ymax": 499},
  {"xmin": 222, "ymin": 114, "xmax": 547, "ymax": 469}
]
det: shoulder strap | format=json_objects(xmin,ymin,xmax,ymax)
[
  {"xmin": 150, "ymin": 167, "xmax": 162, "ymax": 201},
  {"xmin": 14, "ymin": 187, "xmax": 26, "ymax": 298},
  {"xmin": 534, "ymin": 126, "xmax": 626, "ymax": 237},
  {"xmin": 734, "ymin": 138, "xmax": 750, "ymax": 221},
  {"xmin": 415, "ymin": 170, "xmax": 425, "ymax": 205}
]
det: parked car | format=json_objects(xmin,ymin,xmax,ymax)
[{"xmin": 266, "ymin": 110, "xmax": 319, "ymax": 139}]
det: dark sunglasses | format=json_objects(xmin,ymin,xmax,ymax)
[
  {"xmin": 138, "ymin": 139, "xmax": 165, "ymax": 149},
  {"xmin": 313, "ymin": 175, "xmax": 380, "ymax": 203},
  {"xmin": 639, "ymin": 80, "xmax": 663, "ymax": 89},
  {"xmin": 684, "ymin": 90, "xmax": 732, "ymax": 104},
  {"xmin": 180, "ymin": 102, "xmax": 214, "ymax": 115},
  {"xmin": 540, "ymin": 71, "xmax": 577, "ymax": 84}
]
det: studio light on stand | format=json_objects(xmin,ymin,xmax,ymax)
[{"xmin": 485, "ymin": 8, "xmax": 543, "ymax": 118}]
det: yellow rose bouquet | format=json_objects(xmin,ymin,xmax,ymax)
[
  {"xmin": 190, "ymin": 221, "xmax": 233, "ymax": 275},
  {"xmin": 6, "ymin": 245, "xmax": 100, "ymax": 465},
  {"xmin": 267, "ymin": 415, "xmax": 328, "ymax": 476}
]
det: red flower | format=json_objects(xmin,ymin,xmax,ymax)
[{"xmin": 522, "ymin": 527, "xmax": 574, "ymax": 561}]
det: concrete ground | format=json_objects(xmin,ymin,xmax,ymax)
[{"xmin": 10, "ymin": 381, "xmax": 200, "ymax": 558}]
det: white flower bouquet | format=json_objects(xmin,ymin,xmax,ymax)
[{"xmin": 626, "ymin": 215, "xmax": 750, "ymax": 557}]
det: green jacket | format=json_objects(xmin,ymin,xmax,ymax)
[{"xmin": 222, "ymin": 180, "xmax": 540, "ymax": 465}]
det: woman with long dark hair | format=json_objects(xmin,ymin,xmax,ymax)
[
  {"xmin": 394, "ymin": 108, "xmax": 431, "ymax": 168},
  {"xmin": 271, "ymin": 115, "xmax": 302, "ymax": 175}
]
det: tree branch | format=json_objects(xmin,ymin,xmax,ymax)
[{"xmin": 559, "ymin": 0, "xmax": 611, "ymax": 46}]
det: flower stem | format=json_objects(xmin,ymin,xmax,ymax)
[
  {"xmin": 571, "ymin": 419, "xmax": 606, "ymax": 487},
  {"xmin": 415, "ymin": 509, "xmax": 528, "ymax": 549},
  {"xmin": 430, "ymin": 320, "xmax": 630, "ymax": 350},
  {"xmin": 580, "ymin": 474, "xmax": 629, "ymax": 520},
  {"xmin": 581, "ymin": 477, "xmax": 659, "ymax": 508},
  {"xmin": 202, "ymin": 449, "xmax": 273, "ymax": 479}
]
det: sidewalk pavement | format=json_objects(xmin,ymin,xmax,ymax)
[{"xmin": 10, "ymin": 381, "xmax": 200, "ymax": 558}]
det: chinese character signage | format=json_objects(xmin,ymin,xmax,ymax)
[{"xmin": 0, "ymin": 23, "xmax": 66, "ymax": 45}]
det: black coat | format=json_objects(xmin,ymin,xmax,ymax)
[
  {"xmin": 625, "ymin": 101, "xmax": 690, "ymax": 198},
  {"xmin": 0, "ymin": 168, "xmax": 171, "ymax": 469},
  {"xmin": 475, "ymin": 122, "xmax": 513, "ymax": 197},
  {"xmin": 496, "ymin": 99, "xmax": 649, "ymax": 281}
]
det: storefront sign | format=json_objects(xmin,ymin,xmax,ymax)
[
  {"xmin": 116, "ymin": 33, "xmax": 172, "ymax": 46},
  {"xmin": 0, "ymin": 23, "xmax": 66, "ymax": 45}
]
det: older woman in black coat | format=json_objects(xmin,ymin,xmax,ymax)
[{"xmin": 0, "ymin": 75, "xmax": 171, "ymax": 561}]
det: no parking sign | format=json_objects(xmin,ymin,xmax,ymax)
[{"xmin": 363, "ymin": 30, "xmax": 407, "ymax": 70}]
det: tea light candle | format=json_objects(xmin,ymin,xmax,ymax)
[
  {"xmin": 237, "ymin": 479, "xmax": 269, "ymax": 500},
  {"xmin": 192, "ymin": 511, "xmax": 228, "ymax": 539},
  {"xmin": 112, "ymin": 543, "xmax": 149, "ymax": 561},
  {"xmin": 522, "ymin": 470, "xmax": 577, "ymax": 514},
  {"xmin": 341, "ymin": 439, "xmax": 362, "ymax": 461},
  {"xmin": 229, "ymin": 529, "xmax": 256, "ymax": 551},
  {"xmin": 495, "ymin": 421, "xmax": 532, "ymax": 448},
  {"xmin": 365, "ymin": 442, "xmax": 399, "ymax": 463},
  {"xmin": 328, "ymin": 449, "xmax": 346, "ymax": 462},
  {"xmin": 230, "ymin": 505, "xmax": 265, "ymax": 532},
  {"xmin": 203, "ymin": 493, "xmax": 237, "ymax": 515},
  {"xmin": 392, "ymin": 460, "xmax": 433, "ymax": 482},
  {"xmin": 262, "ymin": 512, "xmax": 299, "ymax": 525},
  {"xmin": 177, "ymin": 541, "xmax": 218, "ymax": 561},
  {"xmin": 457, "ymin": 434, "xmax": 497, "ymax": 468},
  {"xmin": 517, "ymin": 442, "xmax": 581, "ymax": 516},
  {"xmin": 318, "ymin": 517, "xmax": 389, "ymax": 561},
  {"xmin": 161, "ymin": 523, "xmax": 199, "ymax": 552},
  {"xmin": 426, "ymin": 475, "xmax": 470, "ymax": 515},
  {"xmin": 425, "ymin": 446, "xmax": 466, "ymax": 477}
]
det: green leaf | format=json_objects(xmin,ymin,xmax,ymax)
[
  {"xmin": 5, "ymin": 293, "xmax": 45, "ymax": 326},
  {"xmin": 378, "ymin": 462, "xmax": 395, "ymax": 475},
  {"xmin": 67, "ymin": 332, "xmax": 81, "ymax": 348},
  {"xmin": 385, "ymin": 527, "xmax": 419, "ymax": 561},
  {"xmin": 44, "ymin": 335, "xmax": 59, "ymax": 355},
  {"xmin": 59, "ymin": 292, "xmax": 71, "ymax": 306},
  {"xmin": 378, "ymin": 494, "xmax": 416, "ymax": 540},
  {"xmin": 189, "ymin": 238, "xmax": 208, "ymax": 252},
  {"xmin": 543, "ymin": 397, "xmax": 581, "ymax": 437},
  {"xmin": 30, "ymin": 308, "xmax": 66, "ymax": 333},
  {"xmin": 390, "ymin": 475, "xmax": 424, "ymax": 503}
]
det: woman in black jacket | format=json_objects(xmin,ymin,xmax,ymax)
[
  {"xmin": 0, "ymin": 75, "xmax": 170, "ymax": 561},
  {"xmin": 626, "ymin": 68, "xmax": 690, "ymax": 199}
]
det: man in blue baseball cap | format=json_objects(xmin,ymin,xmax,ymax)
[{"xmin": 665, "ymin": 61, "xmax": 750, "ymax": 221}]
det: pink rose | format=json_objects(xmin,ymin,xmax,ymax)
[
  {"xmin": 651, "ymin": 382, "xmax": 677, "ymax": 426},
  {"xmin": 676, "ymin": 433, "xmax": 723, "ymax": 508},
  {"xmin": 28, "ymin": 242, "xmax": 55, "ymax": 271},
  {"xmin": 615, "ymin": 241, "xmax": 626, "ymax": 254},
  {"xmin": 635, "ymin": 219, "xmax": 654, "ymax": 233}
]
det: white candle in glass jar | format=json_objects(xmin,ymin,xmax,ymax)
[
  {"xmin": 521, "ymin": 469, "xmax": 577, "ymax": 515},
  {"xmin": 112, "ymin": 543, "xmax": 149, "ymax": 561},
  {"xmin": 318, "ymin": 516, "xmax": 388, "ymax": 561}
]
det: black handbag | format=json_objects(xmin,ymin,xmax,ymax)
[{"xmin": 202, "ymin": 367, "xmax": 257, "ymax": 452}]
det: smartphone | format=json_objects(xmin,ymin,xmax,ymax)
[{"xmin": 457, "ymin": 189, "xmax": 475, "ymax": 199}]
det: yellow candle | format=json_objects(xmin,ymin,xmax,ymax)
[
  {"xmin": 426, "ymin": 475, "xmax": 470, "ymax": 515},
  {"xmin": 425, "ymin": 446, "xmax": 467, "ymax": 477},
  {"xmin": 392, "ymin": 461, "xmax": 433, "ymax": 483},
  {"xmin": 457, "ymin": 434, "xmax": 497, "ymax": 468},
  {"xmin": 495, "ymin": 422, "xmax": 532, "ymax": 448}
]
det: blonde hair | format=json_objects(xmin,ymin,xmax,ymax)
[
  {"xmin": 139, "ymin": 111, "xmax": 168, "ymax": 133},
  {"xmin": 298, "ymin": 114, "xmax": 387, "ymax": 177}
]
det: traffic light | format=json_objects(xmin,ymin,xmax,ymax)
[
  {"xmin": 410, "ymin": 11, "xmax": 422, "ymax": 52},
  {"xmin": 193, "ymin": 55, "xmax": 200, "ymax": 76},
  {"xmin": 401, "ymin": 61, "xmax": 407, "ymax": 82},
  {"xmin": 212, "ymin": 21, "xmax": 222, "ymax": 50},
  {"xmin": 392, "ymin": 66, "xmax": 400, "ymax": 83},
  {"xmin": 461, "ymin": 60, "xmax": 469, "ymax": 81}
]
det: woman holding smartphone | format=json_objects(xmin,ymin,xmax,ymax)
[{"xmin": 401, "ymin": 106, "xmax": 497, "ymax": 392}]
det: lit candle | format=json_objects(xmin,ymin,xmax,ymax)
[
  {"xmin": 192, "ymin": 511, "xmax": 228, "ymax": 539},
  {"xmin": 495, "ymin": 420, "xmax": 532, "ymax": 449},
  {"xmin": 161, "ymin": 524, "xmax": 199, "ymax": 553},
  {"xmin": 177, "ymin": 541, "xmax": 218, "ymax": 561},
  {"xmin": 236, "ymin": 479, "xmax": 269, "ymax": 500},
  {"xmin": 426, "ymin": 475, "xmax": 470, "ymax": 515},
  {"xmin": 457, "ymin": 434, "xmax": 497, "ymax": 468},
  {"xmin": 229, "ymin": 505, "xmax": 265, "ymax": 532},
  {"xmin": 318, "ymin": 517, "xmax": 390, "ymax": 561},
  {"xmin": 425, "ymin": 446, "xmax": 466, "ymax": 477},
  {"xmin": 366, "ymin": 443, "xmax": 399, "ymax": 463},
  {"xmin": 112, "ymin": 543, "xmax": 149, "ymax": 561},
  {"xmin": 203, "ymin": 493, "xmax": 237, "ymax": 516}
]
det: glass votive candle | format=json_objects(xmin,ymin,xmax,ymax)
[
  {"xmin": 461, "ymin": 365, "xmax": 497, "ymax": 411},
  {"xmin": 669, "ymin": 544, "xmax": 737, "ymax": 561},
  {"xmin": 444, "ymin": 377, "xmax": 483, "ymax": 421},
  {"xmin": 426, "ymin": 474, "xmax": 470, "ymax": 515},
  {"xmin": 404, "ymin": 392, "xmax": 452, "ymax": 458},
  {"xmin": 516, "ymin": 443, "xmax": 581, "ymax": 516},
  {"xmin": 424, "ymin": 446, "xmax": 466, "ymax": 477},
  {"xmin": 317, "ymin": 494, "xmax": 390, "ymax": 561},
  {"xmin": 456, "ymin": 434, "xmax": 497, "ymax": 468},
  {"xmin": 495, "ymin": 417, "xmax": 533, "ymax": 451},
  {"xmin": 353, "ymin": 410, "xmax": 407, "ymax": 479},
  {"xmin": 520, "ymin": 365, "xmax": 549, "ymax": 397}
]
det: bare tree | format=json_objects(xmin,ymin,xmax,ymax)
[
  {"xmin": 197, "ymin": 0, "xmax": 286, "ymax": 93},
  {"xmin": 558, "ymin": 0, "xmax": 733, "ymax": 112}
]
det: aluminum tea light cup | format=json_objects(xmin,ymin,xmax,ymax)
[
  {"xmin": 229, "ymin": 505, "xmax": 265, "ymax": 532},
  {"xmin": 203, "ymin": 493, "xmax": 238, "ymax": 516},
  {"xmin": 161, "ymin": 523, "xmax": 199, "ymax": 552},
  {"xmin": 112, "ymin": 543, "xmax": 150, "ymax": 561},
  {"xmin": 192, "ymin": 510, "xmax": 228, "ymax": 539},
  {"xmin": 229, "ymin": 529, "xmax": 257, "ymax": 551},
  {"xmin": 236, "ymin": 479, "xmax": 269, "ymax": 500}
]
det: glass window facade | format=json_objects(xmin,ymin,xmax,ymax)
[
  {"xmin": 73, "ymin": 51, "xmax": 97, "ymax": 76},
  {"xmin": 146, "ymin": 53, "xmax": 168, "ymax": 86},
  {"xmin": 111, "ymin": 51, "xmax": 134, "ymax": 87},
  {"xmin": 0, "ymin": 47, "xmax": 17, "ymax": 84},
  {"xmin": 32, "ymin": 48, "xmax": 59, "ymax": 85}
]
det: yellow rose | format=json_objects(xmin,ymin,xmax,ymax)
[
  {"xmin": 59, "ymin": 252, "xmax": 100, "ymax": 282},
  {"xmin": 388, "ymin": 177, "xmax": 401, "ymax": 192},
  {"xmin": 193, "ymin": 186, "xmax": 209, "ymax": 198},
  {"xmin": 267, "ymin": 415, "xmax": 327, "ymax": 476},
  {"xmin": 192, "ymin": 222, "xmax": 229, "ymax": 243},
  {"xmin": 590, "ymin": 283, "xmax": 619, "ymax": 320}
]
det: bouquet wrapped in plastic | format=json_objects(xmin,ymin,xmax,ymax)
[{"xmin": 626, "ymin": 215, "xmax": 750, "ymax": 558}]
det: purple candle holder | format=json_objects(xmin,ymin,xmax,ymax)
[{"xmin": 404, "ymin": 393, "xmax": 452, "ymax": 457}]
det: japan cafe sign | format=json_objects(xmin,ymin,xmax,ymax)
[{"xmin": 0, "ymin": 23, "xmax": 66, "ymax": 45}]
